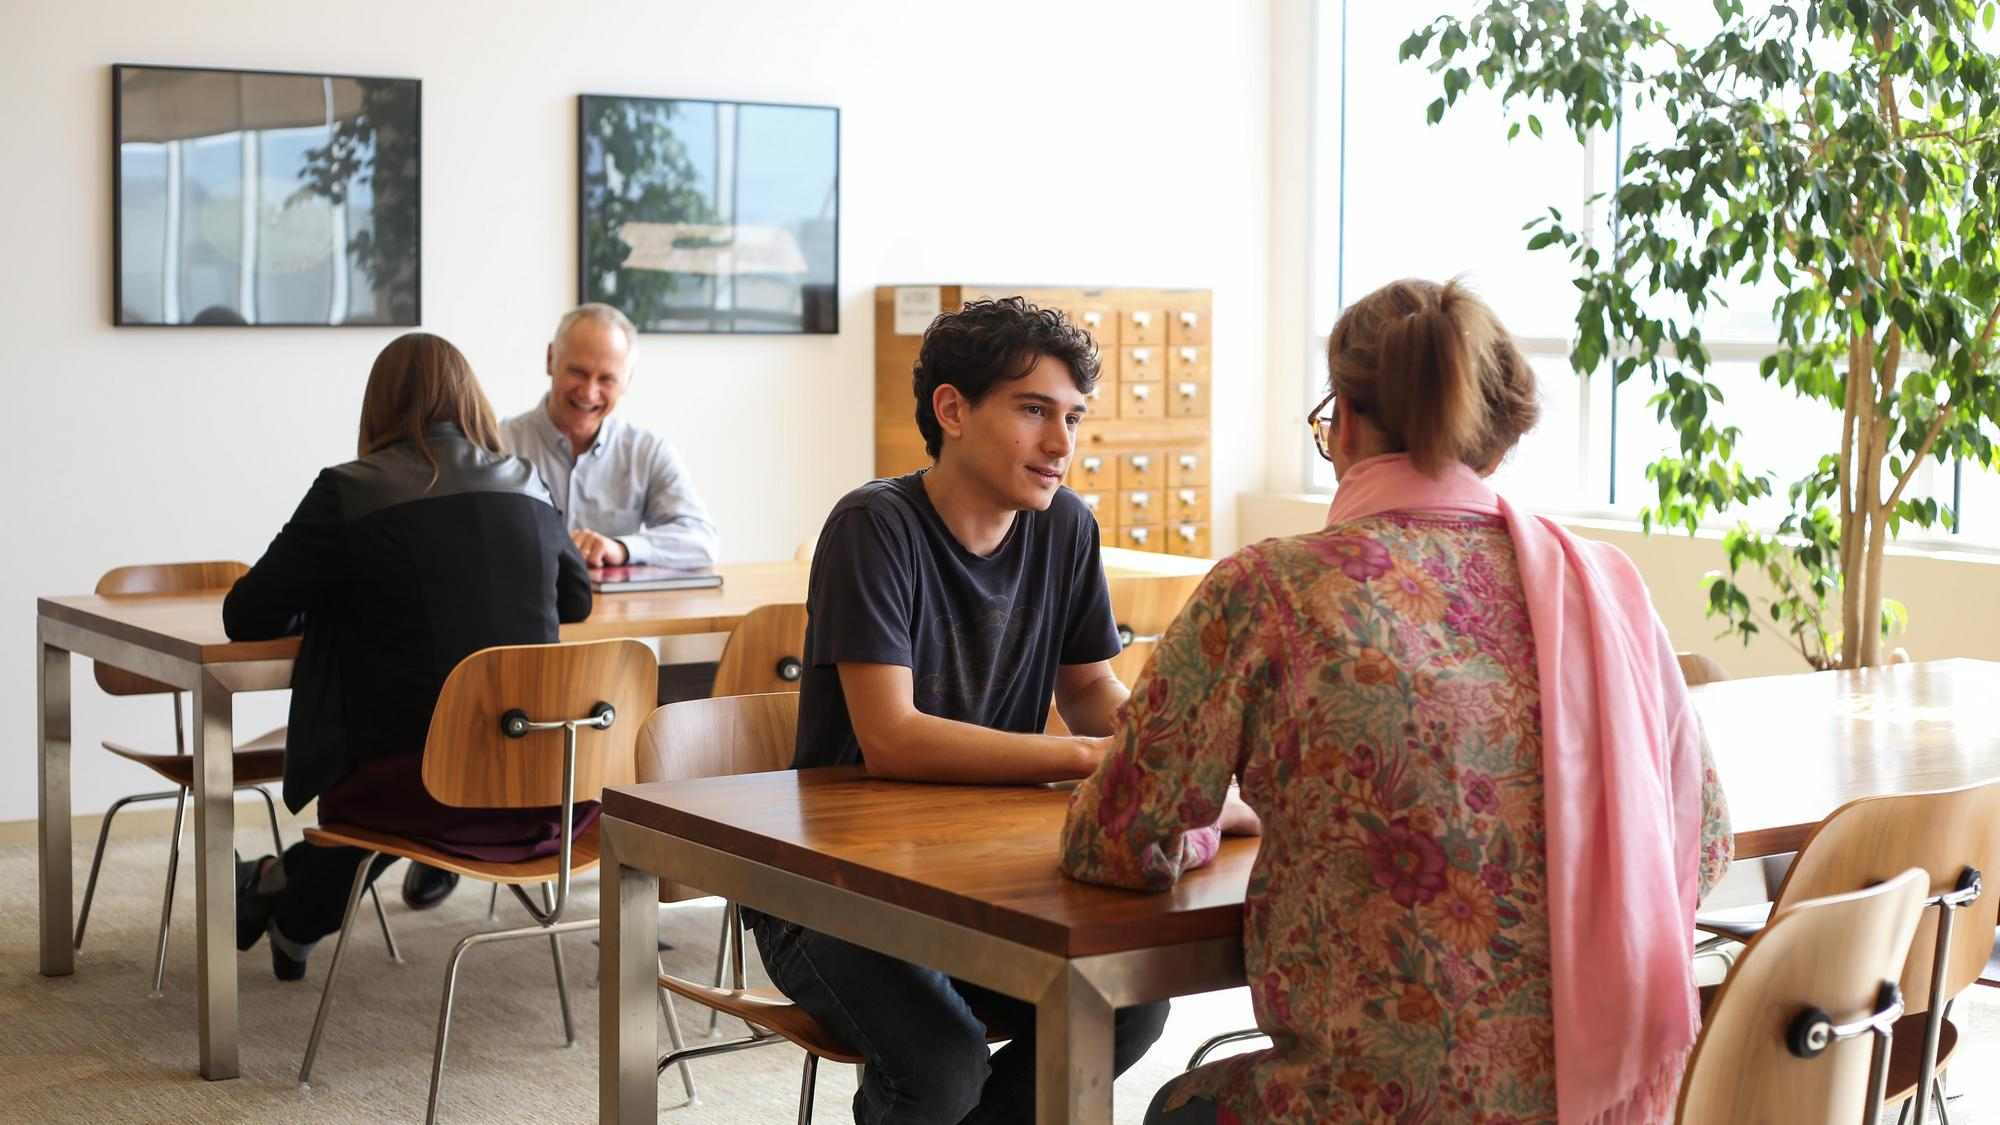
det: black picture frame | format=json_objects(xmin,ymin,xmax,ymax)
[
  {"xmin": 112, "ymin": 62, "xmax": 423, "ymax": 327},
  {"xmin": 577, "ymin": 93, "xmax": 840, "ymax": 335}
]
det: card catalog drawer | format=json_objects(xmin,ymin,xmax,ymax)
[
  {"xmin": 1167, "ymin": 345, "xmax": 1210, "ymax": 381},
  {"xmin": 1167, "ymin": 449, "xmax": 1210, "ymax": 487},
  {"xmin": 1125, "ymin": 307, "xmax": 1166, "ymax": 347},
  {"xmin": 1169, "ymin": 379, "xmax": 1209, "ymax": 419},
  {"xmin": 1168, "ymin": 487, "xmax": 1209, "ymax": 523},
  {"xmin": 1119, "ymin": 451, "xmax": 1164, "ymax": 490},
  {"xmin": 1167, "ymin": 305, "xmax": 1210, "ymax": 346},
  {"xmin": 1120, "ymin": 380, "xmax": 1163, "ymax": 420},
  {"xmin": 1119, "ymin": 345, "xmax": 1162, "ymax": 384},
  {"xmin": 1121, "ymin": 523, "xmax": 1164, "ymax": 552},
  {"xmin": 1165, "ymin": 522, "xmax": 1211, "ymax": 557},
  {"xmin": 1074, "ymin": 305, "xmax": 1119, "ymax": 352},
  {"xmin": 1071, "ymin": 452, "xmax": 1115, "ymax": 491}
]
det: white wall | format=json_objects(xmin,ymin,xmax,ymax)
[{"xmin": 1, "ymin": 0, "xmax": 1274, "ymax": 821}]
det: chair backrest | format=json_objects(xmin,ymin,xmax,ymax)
[
  {"xmin": 1676, "ymin": 650, "xmax": 1729, "ymax": 688},
  {"xmin": 1106, "ymin": 573, "xmax": 1208, "ymax": 689},
  {"xmin": 636, "ymin": 692, "xmax": 799, "ymax": 785},
  {"xmin": 1678, "ymin": 869, "xmax": 1929, "ymax": 1123},
  {"xmin": 94, "ymin": 561, "xmax": 250, "ymax": 697},
  {"xmin": 420, "ymin": 639, "xmax": 654, "ymax": 808},
  {"xmin": 709, "ymin": 603, "xmax": 810, "ymax": 698},
  {"xmin": 1771, "ymin": 780, "xmax": 2000, "ymax": 1016},
  {"xmin": 637, "ymin": 692, "xmax": 800, "ymax": 902}
]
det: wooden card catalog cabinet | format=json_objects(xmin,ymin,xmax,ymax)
[{"xmin": 874, "ymin": 285, "xmax": 1215, "ymax": 558}]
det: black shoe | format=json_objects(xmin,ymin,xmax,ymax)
[
  {"xmin": 267, "ymin": 918, "xmax": 309, "ymax": 982},
  {"xmin": 236, "ymin": 854, "xmax": 275, "ymax": 952},
  {"xmin": 402, "ymin": 862, "xmax": 460, "ymax": 910}
]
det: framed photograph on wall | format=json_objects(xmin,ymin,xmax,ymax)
[
  {"xmin": 112, "ymin": 64, "xmax": 421, "ymax": 327},
  {"xmin": 578, "ymin": 93, "xmax": 839, "ymax": 334}
]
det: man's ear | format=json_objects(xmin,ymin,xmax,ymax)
[
  {"xmin": 933, "ymin": 383, "xmax": 970, "ymax": 446},
  {"xmin": 545, "ymin": 342, "xmax": 556, "ymax": 379}
]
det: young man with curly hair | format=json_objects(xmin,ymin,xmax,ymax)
[{"xmin": 747, "ymin": 297, "xmax": 1171, "ymax": 1123}]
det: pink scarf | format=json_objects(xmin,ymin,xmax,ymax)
[{"xmin": 1327, "ymin": 454, "xmax": 1701, "ymax": 1125}]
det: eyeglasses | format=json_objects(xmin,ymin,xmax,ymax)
[{"xmin": 1307, "ymin": 389, "xmax": 1336, "ymax": 463}]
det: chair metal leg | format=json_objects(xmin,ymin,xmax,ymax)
[
  {"xmin": 299, "ymin": 851, "xmax": 381, "ymax": 1085},
  {"xmin": 658, "ymin": 959, "xmax": 697, "ymax": 1103},
  {"xmin": 252, "ymin": 784, "xmax": 283, "ymax": 852},
  {"xmin": 486, "ymin": 882, "xmax": 499, "ymax": 920},
  {"xmin": 542, "ymin": 883, "xmax": 576, "ymax": 1045},
  {"xmin": 369, "ymin": 883, "xmax": 403, "ymax": 963},
  {"xmin": 797, "ymin": 1051, "xmax": 819, "ymax": 1125},
  {"xmin": 707, "ymin": 905, "xmax": 731, "ymax": 1036},
  {"xmin": 148, "ymin": 787, "xmax": 190, "ymax": 998},
  {"xmin": 425, "ymin": 915, "xmax": 598, "ymax": 1124},
  {"xmin": 74, "ymin": 789, "xmax": 181, "ymax": 950}
]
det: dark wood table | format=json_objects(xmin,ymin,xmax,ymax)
[
  {"xmin": 1694, "ymin": 658, "xmax": 2000, "ymax": 859},
  {"xmin": 597, "ymin": 769, "xmax": 1256, "ymax": 1125},
  {"xmin": 33, "ymin": 550, "xmax": 1209, "ymax": 1081}
]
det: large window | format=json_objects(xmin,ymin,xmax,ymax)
[{"xmin": 1307, "ymin": 0, "xmax": 1992, "ymax": 551}]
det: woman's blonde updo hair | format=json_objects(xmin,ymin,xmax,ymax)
[{"xmin": 1326, "ymin": 278, "xmax": 1539, "ymax": 476}]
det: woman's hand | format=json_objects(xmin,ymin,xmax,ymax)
[{"xmin": 1218, "ymin": 789, "xmax": 1262, "ymax": 836}]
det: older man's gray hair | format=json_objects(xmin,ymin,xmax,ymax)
[{"xmin": 553, "ymin": 302, "xmax": 638, "ymax": 355}]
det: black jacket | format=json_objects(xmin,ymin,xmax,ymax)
[{"xmin": 224, "ymin": 425, "xmax": 592, "ymax": 812}]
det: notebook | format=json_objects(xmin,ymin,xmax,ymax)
[{"xmin": 587, "ymin": 566, "xmax": 724, "ymax": 593}]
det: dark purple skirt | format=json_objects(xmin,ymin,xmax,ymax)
[{"xmin": 318, "ymin": 753, "xmax": 601, "ymax": 863}]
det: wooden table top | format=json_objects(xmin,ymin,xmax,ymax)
[
  {"xmin": 37, "ymin": 548, "xmax": 1215, "ymax": 666},
  {"xmin": 601, "ymin": 767, "xmax": 1254, "ymax": 958},
  {"xmin": 1695, "ymin": 658, "xmax": 2000, "ymax": 858}
]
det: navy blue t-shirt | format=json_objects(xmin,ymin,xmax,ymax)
[{"xmin": 792, "ymin": 471, "xmax": 1122, "ymax": 770}]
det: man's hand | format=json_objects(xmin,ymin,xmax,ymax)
[
  {"xmin": 571, "ymin": 528, "xmax": 629, "ymax": 567},
  {"xmin": 1078, "ymin": 733, "xmax": 1119, "ymax": 775}
]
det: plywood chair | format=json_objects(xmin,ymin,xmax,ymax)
[
  {"xmin": 1675, "ymin": 650, "xmax": 1729, "ymax": 688},
  {"xmin": 637, "ymin": 692, "xmax": 800, "ymax": 1097},
  {"xmin": 296, "ymin": 638, "xmax": 654, "ymax": 1124},
  {"xmin": 641, "ymin": 693, "xmax": 1015, "ymax": 1120},
  {"xmin": 709, "ymin": 602, "xmax": 810, "ymax": 698},
  {"xmin": 78, "ymin": 560, "xmax": 397, "ymax": 995},
  {"xmin": 1679, "ymin": 869, "xmax": 1929, "ymax": 1124},
  {"xmin": 1047, "ymin": 572, "xmax": 1208, "ymax": 735},
  {"xmin": 1697, "ymin": 781, "xmax": 2000, "ymax": 1125}
]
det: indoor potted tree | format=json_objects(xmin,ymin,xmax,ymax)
[{"xmin": 1403, "ymin": 0, "xmax": 2000, "ymax": 668}]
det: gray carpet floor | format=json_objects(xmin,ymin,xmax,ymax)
[
  {"xmin": 0, "ymin": 807, "xmax": 1252, "ymax": 1123},
  {"xmin": 4, "ymin": 806, "xmax": 1998, "ymax": 1123}
]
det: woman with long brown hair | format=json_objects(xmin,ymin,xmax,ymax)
[
  {"xmin": 1061, "ymin": 279, "xmax": 1732, "ymax": 1123},
  {"xmin": 224, "ymin": 332, "xmax": 591, "ymax": 979}
]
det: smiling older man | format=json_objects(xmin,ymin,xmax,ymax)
[{"xmin": 504, "ymin": 303, "xmax": 720, "ymax": 570}]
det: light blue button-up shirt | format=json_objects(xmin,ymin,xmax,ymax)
[{"xmin": 501, "ymin": 395, "xmax": 721, "ymax": 569}]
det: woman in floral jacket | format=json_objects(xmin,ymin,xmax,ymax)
[{"xmin": 1061, "ymin": 279, "xmax": 1732, "ymax": 1125}]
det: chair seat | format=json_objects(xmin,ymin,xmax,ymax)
[
  {"xmin": 659, "ymin": 975, "xmax": 867, "ymax": 1063},
  {"xmin": 656, "ymin": 972, "xmax": 1023, "ymax": 1066},
  {"xmin": 1693, "ymin": 901, "xmax": 1773, "ymax": 941},
  {"xmin": 302, "ymin": 823, "xmax": 599, "ymax": 885},
  {"xmin": 1882, "ymin": 1014, "xmax": 1959, "ymax": 1105},
  {"xmin": 102, "ymin": 727, "xmax": 287, "ymax": 788}
]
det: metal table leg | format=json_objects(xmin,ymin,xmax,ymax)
[
  {"xmin": 191, "ymin": 669, "xmax": 238, "ymax": 1079},
  {"xmin": 601, "ymin": 823, "xmax": 660, "ymax": 1124},
  {"xmin": 38, "ymin": 637, "xmax": 74, "ymax": 977},
  {"xmin": 1036, "ymin": 964, "xmax": 1115, "ymax": 1125}
]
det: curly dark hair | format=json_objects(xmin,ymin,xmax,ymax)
[{"xmin": 912, "ymin": 297, "xmax": 1101, "ymax": 459}]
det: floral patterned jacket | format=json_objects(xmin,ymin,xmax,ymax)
[{"xmin": 1060, "ymin": 514, "xmax": 1733, "ymax": 1125}]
